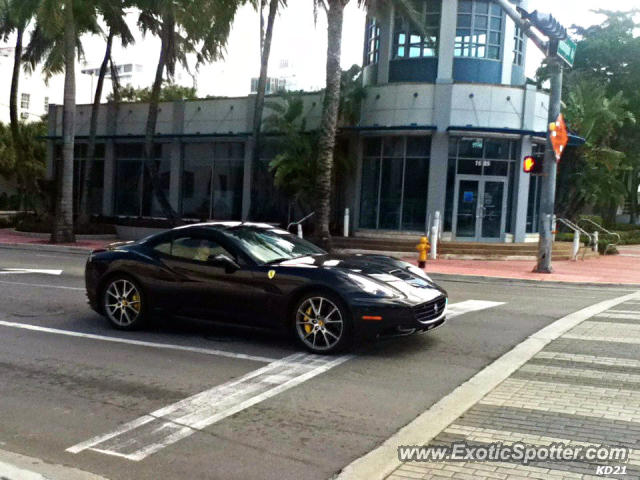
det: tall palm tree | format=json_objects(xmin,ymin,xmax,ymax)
[
  {"xmin": 137, "ymin": 0, "xmax": 253, "ymax": 223},
  {"xmin": 0, "ymin": 0, "xmax": 38, "ymax": 207},
  {"xmin": 249, "ymin": 0, "xmax": 285, "ymax": 217},
  {"xmin": 313, "ymin": 0, "xmax": 420, "ymax": 250},
  {"xmin": 78, "ymin": 0, "xmax": 134, "ymax": 225},
  {"xmin": 25, "ymin": 0, "xmax": 101, "ymax": 243}
]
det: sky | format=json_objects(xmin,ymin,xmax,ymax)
[{"xmin": 3, "ymin": 0, "xmax": 640, "ymax": 107}]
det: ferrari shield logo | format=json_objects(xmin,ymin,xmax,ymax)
[{"xmin": 268, "ymin": 270, "xmax": 276, "ymax": 279}]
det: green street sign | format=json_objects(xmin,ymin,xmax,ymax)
[{"xmin": 556, "ymin": 37, "xmax": 577, "ymax": 67}]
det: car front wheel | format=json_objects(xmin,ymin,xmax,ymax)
[
  {"xmin": 293, "ymin": 292, "xmax": 352, "ymax": 354},
  {"xmin": 103, "ymin": 276, "xmax": 146, "ymax": 330}
]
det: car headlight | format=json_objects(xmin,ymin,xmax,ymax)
[
  {"xmin": 406, "ymin": 264, "xmax": 433, "ymax": 283},
  {"xmin": 347, "ymin": 273, "xmax": 397, "ymax": 298}
]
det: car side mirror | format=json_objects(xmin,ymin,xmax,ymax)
[{"xmin": 208, "ymin": 254, "xmax": 240, "ymax": 272}]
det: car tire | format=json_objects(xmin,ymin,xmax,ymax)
[
  {"xmin": 102, "ymin": 275, "xmax": 147, "ymax": 330},
  {"xmin": 292, "ymin": 291, "xmax": 353, "ymax": 354}
]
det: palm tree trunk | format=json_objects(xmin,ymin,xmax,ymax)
[
  {"xmin": 51, "ymin": 0, "xmax": 76, "ymax": 243},
  {"xmin": 249, "ymin": 0, "xmax": 279, "ymax": 218},
  {"xmin": 316, "ymin": 0, "xmax": 346, "ymax": 251},
  {"xmin": 78, "ymin": 29, "xmax": 114, "ymax": 226},
  {"xmin": 143, "ymin": 16, "xmax": 178, "ymax": 223},
  {"xmin": 9, "ymin": 26, "xmax": 23, "ymax": 152}
]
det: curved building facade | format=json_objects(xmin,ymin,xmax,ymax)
[{"xmin": 353, "ymin": 0, "xmax": 547, "ymax": 242}]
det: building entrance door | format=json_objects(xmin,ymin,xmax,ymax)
[{"xmin": 452, "ymin": 176, "xmax": 508, "ymax": 242}]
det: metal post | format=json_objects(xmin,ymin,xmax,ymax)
[
  {"xmin": 572, "ymin": 229, "xmax": 580, "ymax": 261},
  {"xmin": 535, "ymin": 60, "xmax": 563, "ymax": 273},
  {"xmin": 343, "ymin": 208, "xmax": 350, "ymax": 237},
  {"xmin": 430, "ymin": 211, "xmax": 440, "ymax": 260}
]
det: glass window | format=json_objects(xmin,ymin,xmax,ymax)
[
  {"xmin": 114, "ymin": 143, "xmax": 167, "ymax": 217},
  {"xmin": 359, "ymin": 136, "xmax": 430, "ymax": 231},
  {"xmin": 220, "ymin": 228, "xmax": 325, "ymax": 264},
  {"xmin": 181, "ymin": 142, "xmax": 245, "ymax": 220},
  {"xmin": 393, "ymin": 0, "xmax": 441, "ymax": 59},
  {"xmin": 21, "ymin": 93, "xmax": 30, "ymax": 110},
  {"xmin": 364, "ymin": 17, "xmax": 381, "ymax": 66},
  {"xmin": 513, "ymin": 26, "xmax": 525, "ymax": 66},
  {"xmin": 455, "ymin": 0, "xmax": 503, "ymax": 60},
  {"xmin": 171, "ymin": 236, "xmax": 231, "ymax": 263},
  {"xmin": 153, "ymin": 241, "xmax": 172, "ymax": 255}
]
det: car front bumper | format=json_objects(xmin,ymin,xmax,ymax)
[{"xmin": 350, "ymin": 295, "xmax": 447, "ymax": 340}]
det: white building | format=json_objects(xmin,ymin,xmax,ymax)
[{"xmin": 0, "ymin": 46, "xmax": 59, "ymax": 125}]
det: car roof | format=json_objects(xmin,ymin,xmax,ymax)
[{"xmin": 173, "ymin": 221, "xmax": 283, "ymax": 232}]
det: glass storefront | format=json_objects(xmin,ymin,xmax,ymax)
[
  {"xmin": 114, "ymin": 143, "xmax": 170, "ymax": 217},
  {"xmin": 359, "ymin": 136, "xmax": 430, "ymax": 231},
  {"xmin": 72, "ymin": 143, "xmax": 104, "ymax": 215},
  {"xmin": 181, "ymin": 142, "xmax": 244, "ymax": 220},
  {"xmin": 445, "ymin": 137, "xmax": 516, "ymax": 241},
  {"xmin": 526, "ymin": 143, "xmax": 545, "ymax": 233}
]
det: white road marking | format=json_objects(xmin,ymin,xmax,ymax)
[
  {"xmin": 564, "ymin": 334, "xmax": 640, "ymax": 345},
  {"xmin": 0, "ymin": 279, "xmax": 84, "ymax": 291},
  {"xmin": 65, "ymin": 299, "xmax": 503, "ymax": 461},
  {"xmin": 0, "ymin": 268, "xmax": 63, "ymax": 275},
  {"xmin": 596, "ymin": 311, "xmax": 640, "ymax": 320},
  {"xmin": 67, "ymin": 352, "xmax": 353, "ymax": 460},
  {"xmin": 0, "ymin": 320, "xmax": 278, "ymax": 363},
  {"xmin": 446, "ymin": 300, "xmax": 505, "ymax": 319}
]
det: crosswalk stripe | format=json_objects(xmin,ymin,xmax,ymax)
[{"xmin": 67, "ymin": 299, "xmax": 504, "ymax": 461}]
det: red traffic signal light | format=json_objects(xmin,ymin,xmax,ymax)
[{"xmin": 523, "ymin": 155, "xmax": 544, "ymax": 174}]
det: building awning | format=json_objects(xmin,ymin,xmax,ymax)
[
  {"xmin": 447, "ymin": 126, "xmax": 586, "ymax": 146},
  {"xmin": 340, "ymin": 125, "xmax": 437, "ymax": 133}
]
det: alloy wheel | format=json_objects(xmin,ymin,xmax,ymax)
[
  {"xmin": 295, "ymin": 296, "xmax": 344, "ymax": 352},
  {"xmin": 104, "ymin": 279, "xmax": 142, "ymax": 327}
]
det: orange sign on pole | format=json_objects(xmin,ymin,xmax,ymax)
[{"xmin": 549, "ymin": 113, "xmax": 569, "ymax": 162}]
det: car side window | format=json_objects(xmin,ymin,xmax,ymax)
[
  {"xmin": 153, "ymin": 241, "xmax": 172, "ymax": 255},
  {"xmin": 171, "ymin": 236, "xmax": 232, "ymax": 263}
]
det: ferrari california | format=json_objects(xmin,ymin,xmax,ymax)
[{"xmin": 85, "ymin": 222, "xmax": 447, "ymax": 354}]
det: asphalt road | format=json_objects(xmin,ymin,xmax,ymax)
[{"xmin": 0, "ymin": 245, "xmax": 633, "ymax": 480}]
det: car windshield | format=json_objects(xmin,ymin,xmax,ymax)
[{"xmin": 222, "ymin": 227, "xmax": 326, "ymax": 264}]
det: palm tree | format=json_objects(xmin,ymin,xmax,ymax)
[
  {"xmin": 0, "ymin": 0, "xmax": 38, "ymax": 208},
  {"xmin": 77, "ymin": 0, "xmax": 134, "ymax": 226},
  {"xmin": 248, "ymin": 0, "xmax": 285, "ymax": 217},
  {"xmin": 25, "ymin": 0, "xmax": 101, "ymax": 243},
  {"xmin": 137, "ymin": 0, "xmax": 253, "ymax": 223},
  {"xmin": 313, "ymin": 0, "xmax": 420, "ymax": 250}
]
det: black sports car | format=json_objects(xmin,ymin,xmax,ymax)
[{"xmin": 85, "ymin": 222, "xmax": 447, "ymax": 354}]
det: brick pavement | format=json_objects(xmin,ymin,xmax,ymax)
[{"xmin": 386, "ymin": 299, "xmax": 640, "ymax": 480}]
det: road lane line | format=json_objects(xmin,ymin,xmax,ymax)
[
  {"xmin": 0, "ymin": 320, "xmax": 278, "ymax": 363},
  {"xmin": 0, "ymin": 268, "xmax": 63, "ymax": 275},
  {"xmin": 67, "ymin": 353, "xmax": 353, "ymax": 460},
  {"xmin": 446, "ymin": 300, "xmax": 505, "ymax": 319},
  {"xmin": 0, "ymin": 279, "xmax": 84, "ymax": 290},
  {"xmin": 65, "ymin": 299, "xmax": 504, "ymax": 461}
]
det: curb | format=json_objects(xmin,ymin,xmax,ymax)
[
  {"xmin": 0, "ymin": 243, "xmax": 93, "ymax": 255},
  {"xmin": 427, "ymin": 272, "xmax": 640, "ymax": 289},
  {"xmin": 334, "ymin": 291, "xmax": 640, "ymax": 480},
  {"xmin": 7, "ymin": 228, "xmax": 117, "ymax": 241}
]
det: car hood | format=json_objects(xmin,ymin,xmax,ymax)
[{"xmin": 276, "ymin": 253, "xmax": 445, "ymax": 303}]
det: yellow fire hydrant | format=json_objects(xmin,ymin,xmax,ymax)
[{"xmin": 416, "ymin": 236, "xmax": 430, "ymax": 268}]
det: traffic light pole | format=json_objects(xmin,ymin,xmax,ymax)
[{"xmin": 536, "ymin": 59, "xmax": 563, "ymax": 273}]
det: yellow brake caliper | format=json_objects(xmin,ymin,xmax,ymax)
[
  {"xmin": 304, "ymin": 306, "xmax": 313, "ymax": 333},
  {"xmin": 131, "ymin": 293, "xmax": 141, "ymax": 312}
]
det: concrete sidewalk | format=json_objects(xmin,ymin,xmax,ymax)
[
  {"xmin": 408, "ymin": 249, "xmax": 640, "ymax": 285},
  {"xmin": 0, "ymin": 228, "xmax": 112, "ymax": 252},
  {"xmin": 339, "ymin": 292, "xmax": 640, "ymax": 480}
]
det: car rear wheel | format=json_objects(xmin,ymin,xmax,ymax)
[
  {"xmin": 103, "ymin": 276, "xmax": 145, "ymax": 330},
  {"xmin": 293, "ymin": 292, "xmax": 352, "ymax": 354}
]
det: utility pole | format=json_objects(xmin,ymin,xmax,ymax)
[
  {"xmin": 536, "ymin": 60, "xmax": 563, "ymax": 273},
  {"xmin": 495, "ymin": 0, "xmax": 573, "ymax": 273}
]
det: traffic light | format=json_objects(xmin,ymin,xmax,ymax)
[
  {"xmin": 523, "ymin": 154, "xmax": 544, "ymax": 174},
  {"xmin": 520, "ymin": 10, "xmax": 567, "ymax": 40}
]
